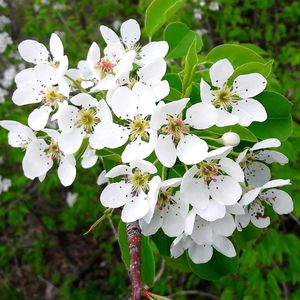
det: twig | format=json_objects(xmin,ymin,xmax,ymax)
[
  {"xmin": 154, "ymin": 259, "xmax": 165, "ymax": 284},
  {"xmin": 127, "ymin": 221, "xmax": 143, "ymax": 300}
]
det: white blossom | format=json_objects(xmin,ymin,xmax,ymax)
[
  {"xmin": 66, "ymin": 192, "xmax": 78, "ymax": 207},
  {"xmin": 0, "ymin": 32, "xmax": 12, "ymax": 53}
]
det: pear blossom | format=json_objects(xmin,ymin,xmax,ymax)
[
  {"xmin": 237, "ymin": 138, "xmax": 288, "ymax": 187},
  {"xmin": 12, "ymin": 65, "xmax": 70, "ymax": 130},
  {"xmin": 57, "ymin": 93, "xmax": 112, "ymax": 154},
  {"xmin": 66, "ymin": 192, "xmax": 78, "ymax": 207},
  {"xmin": 18, "ymin": 33, "xmax": 68, "ymax": 74},
  {"xmin": 151, "ymin": 98, "xmax": 214, "ymax": 167},
  {"xmin": 100, "ymin": 19, "xmax": 169, "ymax": 66},
  {"xmin": 81, "ymin": 146, "xmax": 98, "ymax": 169},
  {"xmin": 236, "ymin": 179, "xmax": 293, "ymax": 229},
  {"xmin": 0, "ymin": 176, "xmax": 12, "ymax": 194},
  {"xmin": 100, "ymin": 160, "xmax": 160, "ymax": 222},
  {"xmin": 90, "ymin": 82, "xmax": 157, "ymax": 162},
  {"xmin": 181, "ymin": 146, "xmax": 244, "ymax": 221},
  {"xmin": 139, "ymin": 178, "xmax": 189, "ymax": 237},
  {"xmin": 171, "ymin": 213, "xmax": 236, "ymax": 264},
  {"xmin": 97, "ymin": 170, "xmax": 108, "ymax": 186},
  {"xmin": 200, "ymin": 58, "xmax": 267, "ymax": 127}
]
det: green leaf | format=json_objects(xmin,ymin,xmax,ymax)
[
  {"xmin": 164, "ymin": 22, "xmax": 203, "ymax": 58},
  {"xmin": 141, "ymin": 237, "xmax": 156, "ymax": 287},
  {"xmin": 151, "ymin": 229, "xmax": 173, "ymax": 256},
  {"xmin": 165, "ymin": 255, "xmax": 191, "ymax": 272},
  {"xmin": 227, "ymin": 61, "xmax": 273, "ymax": 86},
  {"xmin": 187, "ymin": 251, "xmax": 238, "ymax": 281},
  {"xmin": 248, "ymin": 91, "xmax": 293, "ymax": 141},
  {"xmin": 145, "ymin": 0, "xmax": 185, "ymax": 37},
  {"xmin": 164, "ymin": 73, "xmax": 182, "ymax": 92},
  {"xmin": 182, "ymin": 38, "xmax": 198, "ymax": 97},
  {"xmin": 206, "ymin": 44, "xmax": 265, "ymax": 67},
  {"xmin": 118, "ymin": 222, "xmax": 156, "ymax": 287}
]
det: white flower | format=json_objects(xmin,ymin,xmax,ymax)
[
  {"xmin": 181, "ymin": 146, "xmax": 244, "ymax": 221},
  {"xmin": 0, "ymin": 176, "xmax": 12, "ymax": 194},
  {"xmin": 100, "ymin": 19, "xmax": 168, "ymax": 66},
  {"xmin": 66, "ymin": 192, "xmax": 78, "ymax": 207},
  {"xmin": 57, "ymin": 93, "xmax": 112, "ymax": 154},
  {"xmin": 18, "ymin": 33, "xmax": 68, "ymax": 74},
  {"xmin": 237, "ymin": 138, "xmax": 288, "ymax": 187},
  {"xmin": 97, "ymin": 170, "xmax": 108, "ymax": 185},
  {"xmin": 201, "ymin": 58, "xmax": 267, "ymax": 127},
  {"xmin": 86, "ymin": 42, "xmax": 135, "ymax": 91},
  {"xmin": 139, "ymin": 178, "xmax": 189, "ymax": 237},
  {"xmin": 220, "ymin": 132, "xmax": 240, "ymax": 146},
  {"xmin": 151, "ymin": 98, "xmax": 212, "ymax": 167},
  {"xmin": 171, "ymin": 213, "xmax": 236, "ymax": 264},
  {"xmin": 236, "ymin": 179, "xmax": 293, "ymax": 229},
  {"xmin": 81, "ymin": 146, "xmax": 98, "ymax": 169},
  {"xmin": 0, "ymin": 87, "xmax": 8, "ymax": 103},
  {"xmin": 209, "ymin": 1, "xmax": 219, "ymax": 11},
  {"xmin": 12, "ymin": 65, "xmax": 70, "ymax": 130},
  {"xmin": 100, "ymin": 160, "xmax": 160, "ymax": 223},
  {"xmin": 2, "ymin": 65, "xmax": 16, "ymax": 88},
  {"xmin": 0, "ymin": 16, "xmax": 10, "ymax": 31},
  {"xmin": 90, "ymin": 82, "xmax": 157, "ymax": 162},
  {"xmin": 0, "ymin": 0, "xmax": 7, "ymax": 8}
]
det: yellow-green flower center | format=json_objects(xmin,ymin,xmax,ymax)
[
  {"xmin": 44, "ymin": 87, "xmax": 64, "ymax": 107},
  {"xmin": 45, "ymin": 141, "xmax": 61, "ymax": 160},
  {"xmin": 195, "ymin": 160, "xmax": 221, "ymax": 183},
  {"xmin": 130, "ymin": 168, "xmax": 150, "ymax": 195},
  {"xmin": 129, "ymin": 115, "xmax": 150, "ymax": 142},
  {"xmin": 77, "ymin": 108, "xmax": 100, "ymax": 133},
  {"xmin": 162, "ymin": 114, "xmax": 190, "ymax": 143},
  {"xmin": 157, "ymin": 187, "xmax": 176, "ymax": 210},
  {"xmin": 212, "ymin": 85, "xmax": 238, "ymax": 110}
]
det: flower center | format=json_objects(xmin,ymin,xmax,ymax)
[
  {"xmin": 45, "ymin": 141, "xmax": 61, "ymax": 160},
  {"xmin": 76, "ymin": 108, "xmax": 100, "ymax": 133},
  {"xmin": 162, "ymin": 114, "xmax": 190, "ymax": 143},
  {"xmin": 195, "ymin": 160, "xmax": 221, "ymax": 183},
  {"xmin": 129, "ymin": 168, "xmax": 150, "ymax": 195},
  {"xmin": 212, "ymin": 85, "xmax": 238, "ymax": 110},
  {"xmin": 157, "ymin": 187, "xmax": 177, "ymax": 210},
  {"xmin": 43, "ymin": 87, "xmax": 64, "ymax": 107},
  {"xmin": 96, "ymin": 57, "xmax": 115, "ymax": 77},
  {"xmin": 129, "ymin": 115, "xmax": 150, "ymax": 142}
]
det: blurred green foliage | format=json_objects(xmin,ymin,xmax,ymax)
[{"xmin": 0, "ymin": 0, "xmax": 299, "ymax": 299}]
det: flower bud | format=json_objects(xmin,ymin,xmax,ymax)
[{"xmin": 220, "ymin": 132, "xmax": 240, "ymax": 146}]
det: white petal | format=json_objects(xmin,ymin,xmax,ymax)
[
  {"xmin": 22, "ymin": 139, "xmax": 53, "ymax": 179},
  {"xmin": 87, "ymin": 42, "xmax": 100, "ymax": 70},
  {"xmin": 155, "ymin": 134, "xmax": 177, "ymax": 168},
  {"xmin": 236, "ymin": 148, "xmax": 248, "ymax": 164},
  {"xmin": 262, "ymin": 179, "xmax": 290, "ymax": 190},
  {"xmin": 58, "ymin": 155, "xmax": 76, "ymax": 186},
  {"xmin": 150, "ymin": 101, "xmax": 168, "ymax": 130},
  {"xmin": 49, "ymin": 33, "xmax": 64, "ymax": 60},
  {"xmin": 235, "ymin": 213, "xmax": 250, "ymax": 230},
  {"xmin": 188, "ymin": 244, "xmax": 213, "ymax": 264},
  {"xmin": 209, "ymin": 59, "xmax": 234, "ymax": 88},
  {"xmin": 213, "ymin": 236, "xmax": 236, "ymax": 257},
  {"xmin": 130, "ymin": 160, "xmax": 157, "ymax": 174},
  {"xmin": 205, "ymin": 146, "xmax": 233, "ymax": 160},
  {"xmin": 0, "ymin": 120, "xmax": 35, "ymax": 141},
  {"xmin": 90, "ymin": 121, "xmax": 129, "ymax": 149},
  {"xmin": 97, "ymin": 99, "xmax": 113, "ymax": 122},
  {"xmin": 200, "ymin": 79, "xmax": 214, "ymax": 103},
  {"xmin": 233, "ymin": 73, "xmax": 267, "ymax": 98},
  {"xmin": 139, "ymin": 208, "xmax": 163, "ymax": 236},
  {"xmin": 244, "ymin": 162, "xmax": 271, "ymax": 187},
  {"xmin": 15, "ymin": 68, "xmax": 35, "ymax": 86},
  {"xmin": 196, "ymin": 199, "xmax": 226, "ymax": 222},
  {"xmin": 263, "ymin": 189, "xmax": 293, "ymax": 214},
  {"xmin": 57, "ymin": 105, "xmax": 79, "ymax": 132},
  {"xmin": 251, "ymin": 138, "xmax": 281, "ymax": 151},
  {"xmin": 122, "ymin": 137, "xmax": 154, "ymax": 162},
  {"xmin": 240, "ymin": 187, "xmax": 261, "ymax": 206},
  {"xmin": 120, "ymin": 19, "xmax": 141, "ymax": 48},
  {"xmin": 171, "ymin": 235, "xmax": 189, "ymax": 258},
  {"xmin": 105, "ymin": 165, "xmax": 132, "ymax": 178},
  {"xmin": 253, "ymin": 150, "xmax": 288, "ymax": 165},
  {"xmin": 28, "ymin": 106, "xmax": 52, "ymax": 130},
  {"xmin": 42, "ymin": 129, "xmax": 60, "ymax": 142},
  {"xmin": 216, "ymin": 108, "xmax": 239, "ymax": 127},
  {"xmin": 219, "ymin": 157, "xmax": 244, "ymax": 182},
  {"xmin": 211, "ymin": 214, "xmax": 236, "ymax": 237},
  {"xmin": 97, "ymin": 170, "xmax": 108, "ymax": 185},
  {"xmin": 226, "ymin": 203, "xmax": 245, "ymax": 215},
  {"xmin": 191, "ymin": 218, "xmax": 213, "ymax": 245},
  {"xmin": 122, "ymin": 192, "xmax": 150, "ymax": 222},
  {"xmin": 12, "ymin": 83, "xmax": 42, "ymax": 105},
  {"xmin": 58, "ymin": 128, "xmax": 84, "ymax": 155},
  {"xmin": 81, "ymin": 149, "xmax": 98, "ymax": 169},
  {"xmin": 138, "ymin": 58, "xmax": 166, "ymax": 83},
  {"xmin": 110, "ymin": 86, "xmax": 136, "ymax": 119},
  {"xmin": 185, "ymin": 209, "xmax": 197, "ymax": 235},
  {"xmin": 161, "ymin": 98, "xmax": 189, "ymax": 120},
  {"xmin": 151, "ymin": 80, "xmax": 170, "ymax": 102},
  {"xmin": 186, "ymin": 102, "xmax": 218, "ymax": 129},
  {"xmin": 209, "ymin": 175, "xmax": 242, "ymax": 205},
  {"xmin": 250, "ymin": 204, "xmax": 270, "ymax": 228},
  {"xmin": 70, "ymin": 93, "xmax": 98, "ymax": 108},
  {"xmin": 139, "ymin": 41, "xmax": 169, "ymax": 65},
  {"xmin": 114, "ymin": 50, "xmax": 135, "ymax": 79},
  {"xmin": 100, "ymin": 182, "xmax": 131, "ymax": 208},
  {"xmin": 100, "ymin": 25, "xmax": 121, "ymax": 45},
  {"xmin": 233, "ymin": 99, "xmax": 267, "ymax": 126},
  {"xmin": 161, "ymin": 178, "xmax": 182, "ymax": 189},
  {"xmin": 18, "ymin": 40, "xmax": 49, "ymax": 64},
  {"xmin": 177, "ymin": 134, "xmax": 208, "ymax": 165}
]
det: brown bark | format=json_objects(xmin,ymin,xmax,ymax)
[{"xmin": 126, "ymin": 221, "xmax": 143, "ymax": 300}]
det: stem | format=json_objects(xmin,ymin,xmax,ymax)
[{"xmin": 126, "ymin": 221, "xmax": 143, "ymax": 300}]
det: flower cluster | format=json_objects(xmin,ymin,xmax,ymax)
[{"xmin": 0, "ymin": 19, "xmax": 293, "ymax": 265}]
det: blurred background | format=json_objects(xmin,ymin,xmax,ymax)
[{"xmin": 0, "ymin": 0, "xmax": 300, "ymax": 299}]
